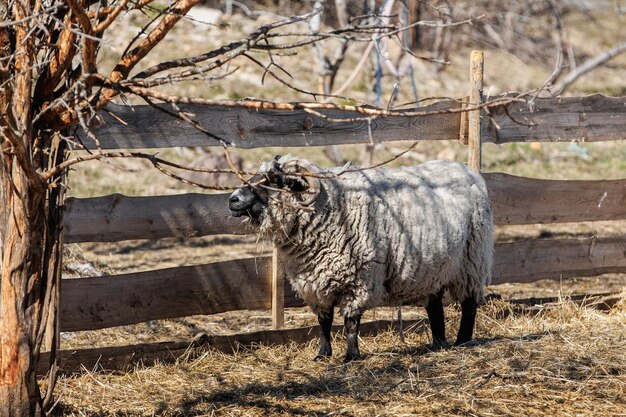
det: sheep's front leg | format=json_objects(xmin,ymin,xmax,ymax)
[
  {"xmin": 314, "ymin": 309, "xmax": 334, "ymax": 361},
  {"xmin": 455, "ymin": 297, "xmax": 477, "ymax": 346},
  {"xmin": 343, "ymin": 313, "xmax": 362, "ymax": 362},
  {"xmin": 426, "ymin": 290, "xmax": 446, "ymax": 348}
]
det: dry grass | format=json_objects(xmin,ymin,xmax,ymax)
[
  {"xmin": 47, "ymin": 3, "xmax": 626, "ymax": 415},
  {"xmin": 51, "ymin": 298, "xmax": 625, "ymax": 416}
]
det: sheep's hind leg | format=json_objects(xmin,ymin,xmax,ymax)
[
  {"xmin": 314, "ymin": 309, "xmax": 334, "ymax": 361},
  {"xmin": 343, "ymin": 313, "xmax": 362, "ymax": 363},
  {"xmin": 455, "ymin": 297, "xmax": 477, "ymax": 346},
  {"xmin": 426, "ymin": 290, "xmax": 446, "ymax": 348}
]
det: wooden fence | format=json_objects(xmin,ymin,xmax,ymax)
[{"xmin": 45, "ymin": 76, "xmax": 626, "ymax": 375}]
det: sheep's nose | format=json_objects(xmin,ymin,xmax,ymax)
[{"xmin": 229, "ymin": 195, "xmax": 239, "ymax": 204}]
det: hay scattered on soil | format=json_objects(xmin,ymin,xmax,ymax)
[{"xmin": 50, "ymin": 297, "xmax": 625, "ymax": 416}]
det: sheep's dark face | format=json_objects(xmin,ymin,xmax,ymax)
[
  {"xmin": 228, "ymin": 173, "xmax": 271, "ymax": 222},
  {"xmin": 228, "ymin": 156, "xmax": 320, "ymax": 225}
]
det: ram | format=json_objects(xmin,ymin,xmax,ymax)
[{"xmin": 229, "ymin": 155, "xmax": 494, "ymax": 362}]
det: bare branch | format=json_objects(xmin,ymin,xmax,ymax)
[
  {"xmin": 242, "ymin": 52, "xmax": 322, "ymax": 99},
  {"xmin": 39, "ymin": 23, "xmax": 77, "ymax": 100},
  {"xmin": 92, "ymin": 0, "xmax": 131, "ymax": 33},
  {"xmin": 65, "ymin": 0, "xmax": 92, "ymax": 33},
  {"xmin": 327, "ymin": 40, "xmax": 374, "ymax": 99},
  {"xmin": 377, "ymin": 14, "xmax": 486, "ymax": 41},
  {"xmin": 40, "ymin": 150, "xmax": 252, "ymax": 189},
  {"xmin": 132, "ymin": 5, "xmax": 323, "ymax": 81},
  {"xmin": 95, "ymin": 0, "xmax": 201, "ymax": 108},
  {"xmin": 551, "ymin": 41, "xmax": 626, "ymax": 95},
  {"xmin": 116, "ymin": 84, "xmax": 526, "ymax": 121},
  {"xmin": 65, "ymin": 0, "xmax": 99, "ymax": 74}
]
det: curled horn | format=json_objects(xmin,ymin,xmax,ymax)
[{"xmin": 282, "ymin": 159, "xmax": 321, "ymax": 206}]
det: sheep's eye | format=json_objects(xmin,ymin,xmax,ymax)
[{"xmin": 285, "ymin": 177, "xmax": 306, "ymax": 192}]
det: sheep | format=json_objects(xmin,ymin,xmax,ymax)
[{"xmin": 228, "ymin": 155, "xmax": 494, "ymax": 362}]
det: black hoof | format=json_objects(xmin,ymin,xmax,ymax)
[
  {"xmin": 343, "ymin": 353, "xmax": 362, "ymax": 363},
  {"xmin": 454, "ymin": 338, "xmax": 474, "ymax": 347},
  {"xmin": 430, "ymin": 341, "xmax": 448, "ymax": 350},
  {"xmin": 313, "ymin": 354, "xmax": 331, "ymax": 362}
]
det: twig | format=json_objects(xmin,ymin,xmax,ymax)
[
  {"xmin": 327, "ymin": 40, "xmax": 374, "ymax": 99},
  {"xmin": 93, "ymin": 0, "xmax": 132, "ymax": 33},
  {"xmin": 96, "ymin": 0, "xmax": 202, "ymax": 108},
  {"xmin": 132, "ymin": 5, "xmax": 323, "ymax": 80},
  {"xmin": 376, "ymin": 14, "xmax": 486, "ymax": 41},
  {"xmin": 115, "ymin": 84, "xmax": 526, "ymax": 119},
  {"xmin": 40, "ymin": 150, "xmax": 253, "ymax": 187},
  {"xmin": 551, "ymin": 41, "xmax": 626, "ymax": 95}
]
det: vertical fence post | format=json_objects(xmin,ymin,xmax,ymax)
[
  {"xmin": 271, "ymin": 246, "xmax": 285, "ymax": 329},
  {"xmin": 468, "ymin": 50, "xmax": 484, "ymax": 171}
]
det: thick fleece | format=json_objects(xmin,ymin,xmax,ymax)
[{"xmin": 257, "ymin": 156, "xmax": 494, "ymax": 318}]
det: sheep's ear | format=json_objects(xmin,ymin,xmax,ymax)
[{"xmin": 273, "ymin": 154, "xmax": 282, "ymax": 161}]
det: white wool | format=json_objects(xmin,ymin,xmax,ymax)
[{"xmin": 258, "ymin": 157, "xmax": 494, "ymax": 318}]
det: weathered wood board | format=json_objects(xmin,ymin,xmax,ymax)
[
  {"xmin": 77, "ymin": 94, "xmax": 626, "ymax": 150},
  {"xmin": 63, "ymin": 193, "xmax": 247, "ymax": 243},
  {"xmin": 45, "ymin": 291, "xmax": 624, "ymax": 377},
  {"xmin": 485, "ymin": 173, "xmax": 626, "ymax": 225},
  {"xmin": 81, "ymin": 101, "xmax": 461, "ymax": 149},
  {"xmin": 481, "ymin": 94, "xmax": 626, "ymax": 143},
  {"xmin": 60, "ymin": 258, "xmax": 287, "ymax": 332},
  {"xmin": 63, "ymin": 175, "xmax": 626, "ymax": 243},
  {"xmin": 60, "ymin": 236, "xmax": 626, "ymax": 332},
  {"xmin": 491, "ymin": 236, "xmax": 626, "ymax": 285},
  {"xmin": 45, "ymin": 291, "xmax": 622, "ymax": 377}
]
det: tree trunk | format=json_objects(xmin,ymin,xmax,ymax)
[
  {"xmin": 0, "ymin": 133, "xmax": 66, "ymax": 416},
  {"xmin": 0, "ymin": 162, "xmax": 46, "ymax": 415}
]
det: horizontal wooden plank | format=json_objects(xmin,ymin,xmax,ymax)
[
  {"xmin": 481, "ymin": 94, "xmax": 626, "ymax": 144},
  {"xmin": 78, "ymin": 95, "xmax": 626, "ymax": 150},
  {"xmin": 82, "ymin": 101, "xmax": 461, "ymax": 150},
  {"xmin": 62, "ymin": 193, "xmax": 248, "ymax": 243},
  {"xmin": 485, "ymin": 173, "xmax": 626, "ymax": 225},
  {"xmin": 43, "ymin": 291, "xmax": 623, "ymax": 376},
  {"xmin": 492, "ymin": 236, "xmax": 626, "ymax": 285},
  {"xmin": 42, "ymin": 319, "xmax": 427, "ymax": 376},
  {"xmin": 63, "ymin": 175, "xmax": 626, "ymax": 243},
  {"xmin": 61, "ymin": 257, "xmax": 273, "ymax": 332},
  {"xmin": 61, "ymin": 256, "xmax": 305, "ymax": 332},
  {"xmin": 60, "ymin": 237, "xmax": 626, "ymax": 332}
]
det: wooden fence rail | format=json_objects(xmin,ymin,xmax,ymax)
[
  {"xmin": 63, "ymin": 174, "xmax": 626, "ymax": 243},
  {"xmin": 45, "ymin": 290, "xmax": 622, "ymax": 377},
  {"xmin": 82, "ymin": 101, "xmax": 461, "ymax": 149},
  {"xmin": 79, "ymin": 94, "xmax": 626, "ymax": 150},
  {"xmin": 63, "ymin": 193, "xmax": 244, "ymax": 243},
  {"xmin": 482, "ymin": 94, "xmax": 626, "ymax": 144},
  {"xmin": 60, "ymin": 236, "xmax": 626, "ymax": 333}
]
